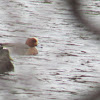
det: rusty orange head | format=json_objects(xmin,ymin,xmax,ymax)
[{"xmin": 25, "ymin": 37, "xmax": 38, "ymax": 47}]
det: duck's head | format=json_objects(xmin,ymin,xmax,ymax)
[{"xmin": 25, "ymin": 37, "xmax": 38, "ymax": 47}]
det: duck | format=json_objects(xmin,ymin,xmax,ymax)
[
  {"xmin": 0, "ymin": 37, "xmax": 38, "ymax": 55},
  {"xmin": 25, "ymin": 37, "xmax": 38, "ymax": 55}
]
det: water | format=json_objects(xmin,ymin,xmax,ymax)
[{"xmin": 0, "ymin": 0, "xmax": 100, "ymax": 100}]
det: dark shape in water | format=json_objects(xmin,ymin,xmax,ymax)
[
  {"xmin": 44, "ymin": 0, "xmax": 52, "ymax": 3},
  {"xmin": 0, "ymin": 45, "xmax": 14, "ymax": 74},
  {"xmin": 67, "ymin": 0, "xmax": 100, "ymax": 34}
]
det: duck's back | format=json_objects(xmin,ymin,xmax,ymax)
[{"xmin": 3, "ymin": 43, "xmax": 29, "ymax": 55}]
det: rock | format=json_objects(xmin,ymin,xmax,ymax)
[{"xmin": 0, "ymin": 46, "xmax": 14, "ymax": 74}]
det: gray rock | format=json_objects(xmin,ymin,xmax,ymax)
[{"xmin": 0, "ymin": 46, "xmax": 14, "ymax": 74}]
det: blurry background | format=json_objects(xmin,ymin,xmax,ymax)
[{"xmin": 0, "ymin": 0, "xmax": 100, "ymax": 100}]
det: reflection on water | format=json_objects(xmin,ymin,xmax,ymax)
[{"xmin": 0, "ymin": 0, "xmax": 100, "ymax": 100}]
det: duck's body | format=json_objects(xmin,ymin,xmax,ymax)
[
  {"xmin": 1, "ymin": 43, "xmax": 29, "ymax": 55},
  {"xmin": 1, "ymin": 37, "xmax": 38, "ymax": 55},
  {"xmin": 26, "ymin": 47, "xmax": 38, "ymax": 55}
]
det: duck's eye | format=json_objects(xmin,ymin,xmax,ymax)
[{"xmin": 32, "ymin": 39, "xmax": 37, "ymax": 43}]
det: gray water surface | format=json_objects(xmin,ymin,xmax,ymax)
[{"xmin": 0, "ymin": 0, "xmax": 100, "ymax": 100}]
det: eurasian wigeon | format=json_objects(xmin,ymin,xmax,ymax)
[
  {"xmin": 25, "ymin": 37, "xmax": 38, "ymax": 55},
  {"xmin": 0, "ymin": 37, "xmax": 38, "ymax": 55}
]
